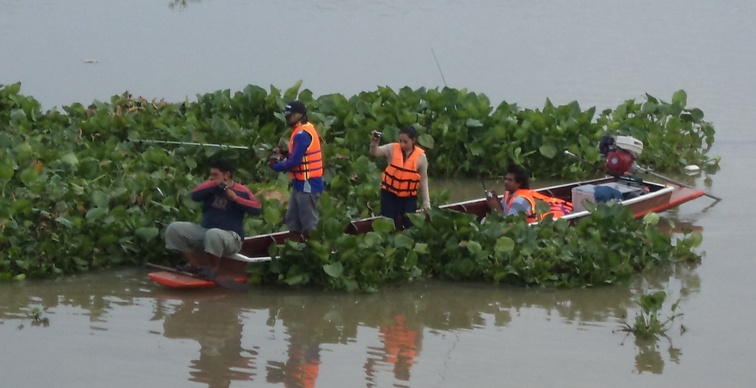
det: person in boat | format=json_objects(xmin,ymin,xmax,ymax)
[
  {"xmin": 165, "ymin": 159, "xmax": 262, "ymax": 277},
  {"xmin": 370, "ymin": 125, "xmax": 430, "ymax": 230},
  {"xmin": 269, "ymin": 101, "xmax": 324, "ymax": 239},
  {"xmin": 485, "ymin": 164, "xmax": 572, "ymax": 222}
]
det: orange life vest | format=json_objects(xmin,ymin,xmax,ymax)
[
  {"xmin": 503, "ymin": 189, "xmax": 537, "ymax": 222},
  {"xmin": 381, "ymin": 143, "xmax": 424, "ymax": 197},
  {"xmin": 530, "ymin": 191, "xmax": 573, "ymax": 220},
  {"xmin": 288, "ymin": 123, "xmax": 323, "ymax": 181},
  {"xmin": 380, "ymin": 315, "xmax": 419, "ymax": 366}
]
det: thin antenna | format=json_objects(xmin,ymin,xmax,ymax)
[{"xmin": 431, "ymin": 48, "xmax": 448, "ymax": 87}]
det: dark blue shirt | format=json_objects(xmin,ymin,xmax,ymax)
[
  {"xmin": 190, "ymin": 181, "xmax": 262, "ymax": 238},
  {"xmin": 272, "ymin": 130, "xmax": 325, "ymax": 193}
]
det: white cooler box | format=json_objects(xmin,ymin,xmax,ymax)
[{"xmin": 571, "ymin": 182, "xmax": 644, "ymax": 213}]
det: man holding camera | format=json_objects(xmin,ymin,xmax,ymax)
[
  {"xmin": 269, "ymin": 101, "xmax": 324, "ymax": 238},
  {"xmin": 165, "ymin": 159, "xmax": 261, "ymax": 277}
]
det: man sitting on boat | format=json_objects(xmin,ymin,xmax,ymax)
[
  {"xmin": 485, "ymin": 164, "xmax": 572, "ymax": 222},
  {"xmin": 164, "ymin": 159, "xmax": 262, "ymax": 278}
]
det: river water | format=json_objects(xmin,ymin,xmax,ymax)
[{"xmin": 1, "ymin": 0, "xmax": 754, "ymax": 387}]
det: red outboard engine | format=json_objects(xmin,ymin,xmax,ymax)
[
  {"xmin": 605, "ymin": 149, "xmax": 635, "ymax": 176},
  {"xmin": 599, "ymin": 135, "xmax": 643, "ymax": 176}
]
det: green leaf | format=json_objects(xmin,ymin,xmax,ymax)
[
  {"xmin": 539, "ymin": 144, "xmax": 557, "ymax": 159},
  {"xmin": 323, "ymin": 262, "xmax": 343, "ymax": 278},
  {"xmin": 372, "ymin": 218, "xmax": 395, "ymax": 234},
  {"xmin": 135, "ymin": 227, "xmax": 159, "ymax": 242},
  {"xmin": 393, "ymin": 234, "xmax": 415, "ymax": 249},
  {"xmin": 418, "ymin": 133, "xmax": 434, "ymax": 149},
  {"xmin": 469, "ymin": 143, "xmax": 484, "ymax": 156},
  {"xmin": 60, "ymin": 153, "xmax": 79, "ymax": 165},
  {"xmin": 466, "ymin": 240, "xmax": 482, "ymax": 254},
  {"xmin": 86, "ymin": 207, "xmax": 108, "ymax": 221},
  {"xmin": 12, "ymin": 199, "xmax": 33, "ymax": 215},
  {"xmin": 363, "ymin": 232, "xmax": 382, "ymax": 247},
  {"xmin": 19, "ymin": 168, "xmax": 38, "ymax": 186},
  {"xmin": 465, "ymin": 118, "xmax": 483, "ymax": 127},
  {"xmin": 672, "ymin": 90, "xmax": 687, "ymax": 108},
  {"xmin": 495, "ymin": 236, "xmax": 515, "ymax": 253},
  {"xmin": 406, "ymin": 213, "xmax": 426, "ymax": 228},
  {"xmin": 343, "ymin": 278, "xmax": 359, "ymax": 292},
  {"xmin": 55, "ymin": 217, "xmax": 75, "ymax": 228},
  {"xmin": 686, "ymin": 232, "xmax": 703, "ymax": 248},
  {"xmin": 642, "ymin": 212, "xmax": 660, "ymax": 226},
  {"xmin": 91, "ymin": 191, "xmax": 110, "ymax": 208},
  {"xmin": 185, "ymin": 157, "xmax": 197, "ymax": 170},
  {"xmin": 413, "ymin": 243, "xmax": 429, "ymax": 254},
  {"xmin": 0, "ymin": 163, "xmax": 14, "ymax": 180},
  {"xmin": 10, "ymin": 109, "xmax": 26, "ymax": 122},
  {"xmin": 284, "ymin": 274, "xmax": 307, "ymax": 285},
  {"xmin": 263, "ymin": 206, "xmax": 281, "ymax": 225}
]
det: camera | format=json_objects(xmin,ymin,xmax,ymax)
[{"xmin": 373, "ymin": 131, "xmax": 382, "ymax": 139}]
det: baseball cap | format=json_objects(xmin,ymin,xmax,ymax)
[{"xmin": 284, "ymin": 101, "xmax": 306, "ymax": 116}]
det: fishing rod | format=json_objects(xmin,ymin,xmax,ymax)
[
  {"xmin": 431, "ymin": 48, "xmax": 448, "ymax": 87},
  {"xmin": 481, "ymin": 178, "xmax": 493, "ymax": 198},
  {"xmin": 129, "ymin": 139, "xmax": 250, "ymax": 150},
  {"xmin": 564, "ymin": 151, "xmax": 721, "ymax": 201}
]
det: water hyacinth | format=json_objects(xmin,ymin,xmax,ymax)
[{"xmin": 0, "ymin": 82, "xmax": 711, "ymax": 283}]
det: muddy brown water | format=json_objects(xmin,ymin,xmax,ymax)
[{"xmin": 2, "ymin": 0, "xmax": 755, "ymax": 387}]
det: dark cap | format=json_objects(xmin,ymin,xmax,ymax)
[{"xmin": 284, "ymin": 101, "xmax": 306, "ymax": 116}]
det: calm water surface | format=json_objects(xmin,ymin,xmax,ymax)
[{"xmin": 2, "ymin": 0, "xmax": 755, "ymax": 387}]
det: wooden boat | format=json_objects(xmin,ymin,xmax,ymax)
[{"xmin": 148, "ymin": 176, "xmax": 706, "ymax": 289}]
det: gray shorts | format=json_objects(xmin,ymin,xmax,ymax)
[
  {"xmin": 164, "ymin": 222, "xmax": 242, "ymax": 258},
  {"xmin": 285, "ymin": 191, "xmax": 321, "ymax": 233}
]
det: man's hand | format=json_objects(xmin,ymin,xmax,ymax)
[
  {"xmin": 224, "ymin": 182, "xmax": 238, "ymax": 201},
  {"xmin": 486, "ymin": 190, "xmax": 503, "ymax": 213}
]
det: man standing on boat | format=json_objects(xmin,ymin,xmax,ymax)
[
  {"xmin": 165, "ymin": 159, "xmax": 261, "ymax": 277},
  {"xmin": 370, "ymin": 125, "xmax": 430, "ymax": 230},
  {"xmin": 269, "ymin": 101, "xmax": 324, "ymax": 239},
  {"xmin": 486, "ymin": 164, "xmax": 571, "ymax": 222}
]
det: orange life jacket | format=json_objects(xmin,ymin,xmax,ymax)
[
  {"xmin": 503, "ymin": 189, "xmax": 537, "ymax": 222},
  {"xmin": 381, "ymin": 143, "xmax": 424, "ymax": 197},
  {"xmin": 288, "ymin": 123, "xmax": 323, "ymax": 181},
  {"xmin": 380, "ymin": 315, "xmax": 419, "ymax": 365},
  {"xmin": 530, "ymin": 191, "xmax": 573, "ymax": 220}
]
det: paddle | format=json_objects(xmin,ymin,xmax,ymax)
[
  {"xmin": 564, "ymin": 151, "xmax": 721, "ymax": 201},
  {"xmin": 146, "ymin": 263, "xmax": 249, "ymax": 292}
]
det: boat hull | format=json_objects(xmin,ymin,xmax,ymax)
[{"xmin": 148, "ymin": 176, "xmax": 705, "ymax": 289}]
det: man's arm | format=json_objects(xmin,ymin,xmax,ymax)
[
  {"xmin": 227, "ymin": 184, "xmax": 262, "ymax": 216},
  {"xmin": 370, "ymin": 141, "xmax": 393, "ymax": 158},
  {"xmin": 272, "ymin": 131, "xmax": 311, "ymax": 172},
  {"xmin": 191, "ymin": 180, "xmax": 219, "ymax": 202},
  {"xmin": 417, "ymin": 154, "xmax": 430, "ymax": 210}
]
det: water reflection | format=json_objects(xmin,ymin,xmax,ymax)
[
  {"xmin": 0, "ymin": 258, "xmax": 702, "ymax": 386},
  {"xmin": 629, "ymin": 336, "xmax": 683, "ymax": 375},
  {"xmin": 157, "ymin": 293, "xmax": 258, "ymax": 387}
]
